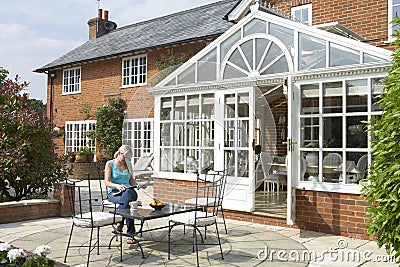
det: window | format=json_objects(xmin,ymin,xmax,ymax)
[
  {"xmin": 65, "ymin": 121, "xmax": 96, "ymax": 154},
  {"xmin": 388, "ymin": 0, "xmax": 400, "ymax": 40},
  {"xmin": 159, "ymin": 94, "xmax": 215, "ymax": 174},
  {"xmin": 123, "ymin": 119, "xmax": 154, "ymax": 164},
  {"xmin": 291, "ymin": 4, "xmax": 312, "ymax": 25},
  {"xmin": 299, "ymin": 77, "xmax": 385, "ymax": 185},
  {"xmin": 62, "ymin": 67, "xmax": 81, "ymax": 94},
  {"xmin": 122, "ymin": 55, "xmax": 147, "ymax": 87}
]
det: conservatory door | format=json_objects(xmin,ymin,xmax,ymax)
[{"xmin": 217, "ymin": 89, "xmax": 255, "ymax": 212}]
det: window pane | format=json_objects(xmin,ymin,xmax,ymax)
[
  {"xmin": 225, "ymin": 94, "xmax": 236, "ymax": 118},
  {"xmin": 223, "ymin": 64, "xmax": 247, "ymax": 79},
  {"xmin": 161, "ymin": 98, "xmax": 172, "ymax": 120},
  {"xmin": 323, "ymin": 117, "xmax": 342, "ymax": 148},
  {"xmin": 323, "ymin": 82, "xmax": 343, "ymax": 113},
  {"xmin": 201, "ymin": 121, "xmax": 214, "ymax": 147},
  {"xmin": 201, "ymin": 94, "xmax": 214, "ymax": 119},
  {"xmin": 187, "ymin": 95, "xmax": 199, "ymax": 120},
  {"xmin": 301, "ymin": 83, "xmax": 319, "ymax": 115},
  {"xmin": 160, "ymin": 123, "xmax": 171, "ymax": 146},
  {"xmin": 173, "ymin": 122, "xmax": 184, "ymax": 146},
  {"xmin": 238, "ymin": 93, "xmax": 249, "ymax": 117},
  {"xmin": 240, "ymin": 40, "xmax": 253, "ymax": 69},
  {"xmin": 322, "ymin": 152, "xmax": 342, "ymax": 183},
  {"xmin": 330, "ymin": 43, "xmax": 360, "ymax": 67},
  {"xmin": 299, "ymin": 33, "xmax": 326, "ymax": 70},
  {"xmin": 364, "ymin": 53, "xmax": 386, "ymax": 63},
  {"xmin": 346, "ymin": 116, "xmax": 367, "ymax": 148},
  {"xmin": 346, "ymin": 79, "xmax": 367, "ymax": 112},
  {"xmin": 259, "ymin": 43, "xmax": 282, "ymax": 72},
  {"xmin": 269, "ymin": 24, "xmax": 294, "ymax": 57},
  {"xmin": 160, "ymin": 148, "xmax": 172, "ymax": 171},
  {"xmin": 177, "ymin": 63, "xmax": 195, "ymax": 84},
  {"xmin": 372, "ymin": 77, "xmax": 385, "ymax": 111},
  {"xmin": 198, "ymin": 49, "xmax": 217, "ymax": 82},
  {"xmin": 229, "ymin": 49, "xmax": 248, "ymax": 71},
  {"xmin": 301, "ymin": 117, "xmax": 319, "ymax": 147},
  {"xmin": 237, "ymin": 120, "xmax": 249, "ymax": 147},
  {"xmin": 173, "ymin": 96, "xmax": 185, "ymax": 120},
  {"xmin": 304, "ymin": 151, "xmax": 319, "ymax": 181},
  {"xmin": 225, "ymin": 120, "xmax": 235, "ymax": 147},
  {"xmin": 261, "ymin": 55, "xmax": 289, "ymax": 74},
  {"xmin": 186, "ymin": 122, "xmax": 199, "ymax": 147},
  {"xmin": 221, "ymin": 30, "xmax": 241, "ymax": 64},
  {"xmin": 244, "ymin": 18, "xmax": 266, "ymax": 36}
]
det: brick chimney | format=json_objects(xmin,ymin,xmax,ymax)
[{"xmin": 87, "ymin": 9, "xmax": 117, "ymax": 39}]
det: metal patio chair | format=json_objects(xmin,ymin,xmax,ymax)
[
  {"xmin": 168, "ymin": 171, "xmax": 227, "ymax": 267},
  {"xmin": 64, "ymin": 173, "xmax": 122, "ymax": 266}
]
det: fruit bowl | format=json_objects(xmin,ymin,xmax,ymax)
[{"xmin": 149, "ymin": 203, "xmax": 166, "ymax": 210}]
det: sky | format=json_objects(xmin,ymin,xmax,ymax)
[{"xmin": 0, "ymin": 0, "xmax": 219, "ymax": 102}]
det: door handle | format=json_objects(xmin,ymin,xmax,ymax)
[{"xmin": 283, "ymin": 138, "xmax": 297, "ymax": 152}]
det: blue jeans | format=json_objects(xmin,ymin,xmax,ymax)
[{"xmin": 108, "ymin": 188, "xmax": 137, "ymax": 236}]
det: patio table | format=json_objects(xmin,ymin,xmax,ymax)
[{"xmin": 110, "ymin": 203, "xmax": 200, "ymax": 261}]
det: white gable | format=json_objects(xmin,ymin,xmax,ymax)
[{"xmin": 153, "ymin": 6, "xmax": 391, "ymax": 90}]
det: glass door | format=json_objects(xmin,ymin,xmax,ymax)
[{"xmin": 218, "ymin": 89, "xmax": 255, "ymax": 212}]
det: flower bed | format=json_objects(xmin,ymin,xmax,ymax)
[{"xmin": 0, "ymin": 243, "xmax": 67, "ymax": 267}]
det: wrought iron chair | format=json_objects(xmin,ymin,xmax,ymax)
[
  {"xmin": 184, "ymin": 170, "xmax": 228, "ymax": 234},
  {"xmin": 64, "ymin": 173, "xmax": 123, "ymax": 266},
  {"xmin": 168, "ymin": 171, "xmax": 227, "ymax": 267}
]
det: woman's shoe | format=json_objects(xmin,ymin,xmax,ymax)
[
  {"xmin": 112, "ymin": 222, "xmax": 123, "ymax": 234},
  {"xmin": 127, "ymin": 238, "xmax": 136, "ymax": 244}
]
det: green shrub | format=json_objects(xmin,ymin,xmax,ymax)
[
  {"xmin": 362, "ymin": 17, "xmax": 400, "ymax": 264},
  {"xmin": 0, "ymin": 71, "xmax": 67, "ymax": 201}
]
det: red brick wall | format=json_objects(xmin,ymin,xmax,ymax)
[
  {"xmin": 154, "ymin": 178, "xmax": 371, "ymax": 239},
  {"xmin": 47, "ymin": 41, "xmax": 210, "ymax": 155},
  {"xmin": 268, "ymin": 0, "xmax": 395, "ymax": 50},
  {"xmin": 295, "ymin": 189, "xmax": 369, "ymax": 239}
]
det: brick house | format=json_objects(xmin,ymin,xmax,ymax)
[{"xmin": 35, "ymin": 0, "xmax": 398, "ymax": 239}]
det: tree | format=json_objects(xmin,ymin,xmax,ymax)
[
  {"xmin": 95, "ymin": 97, "xmax": 126, "ymax": 159},
  {"xmin": 0, "ymin": 72, "xmax": 66, "ymax": 201},
  {"xmin": 362, "ymin": 17, "xmax": 400, "ymax": 263}
]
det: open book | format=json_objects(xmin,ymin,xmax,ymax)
[{"xmin": 112, "ymin": 182, "xmax": 149, "ymax": 196}]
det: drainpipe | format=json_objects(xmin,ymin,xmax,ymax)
[{"xmin": 49, "ymin": 73, "xmax": 55, "ymax": 126}]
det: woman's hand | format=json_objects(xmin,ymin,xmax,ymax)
[{"xmin": 115, "ymin": 184, "xmax": 126, "ymax": 191}]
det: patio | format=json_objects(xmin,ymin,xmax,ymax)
[{"xmin": 0, "ymin": 182, "xmax": 395, "ymax": 266}]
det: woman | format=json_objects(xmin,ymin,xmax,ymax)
[{"xmin": 104, "ymin": 145, "xmax": 139, "ymax": 244}]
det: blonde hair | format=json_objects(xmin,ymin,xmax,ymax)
[
  {"xmin": 114, "ymin": 145, "xmax": 133, "ymax": 159},
  {"xmin": 114, "ymin": 145, "xmax": 134, "ymax": 176}
]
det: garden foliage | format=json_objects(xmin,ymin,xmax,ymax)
[
  {"xmin": 0, "ymin": 70, "xmax": 66, "ymax": 201},
  {"xmin": 362, "ymin": 17, "xmax": 400, "ymax": 263}
]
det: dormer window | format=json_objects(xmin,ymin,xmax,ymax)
[
  {"xmin": 62, "ymin": 67, "xmax": 81, "ymax": 95},
  {"xmin": 122, "ymin": 55, "xmax": 147, "ymax": 87},
  {"xmin": 291, "ymin": 4, "xmax": 312, "ymax": 26}
]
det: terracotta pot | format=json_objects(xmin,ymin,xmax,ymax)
[{"xmin": 75, "ymin": 154, "xmax": 87, "ymax": 163}]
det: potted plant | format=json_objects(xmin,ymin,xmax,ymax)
[
  {"xmin": 66, "ymin": 149, "xmax": 76, "ymax": 163},
  {"xmin": 75, "ymin": 147, "xmax": 94, "ymax": 163}
]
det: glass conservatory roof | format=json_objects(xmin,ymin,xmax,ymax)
[{"xmin": 155, "ymin": 7, "xmax": 391, "ymax": 89}]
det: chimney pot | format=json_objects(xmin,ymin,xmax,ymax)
[
  {"xmin": 98, "ymin": 8, "xmax": 103, "ymax": 19},
  {"xmin": 104, "ymin": 10, "xmax": 109, "ymax": 21}
]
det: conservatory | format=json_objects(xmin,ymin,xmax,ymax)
[{"xmin": 149, "ymin": 4, "xmax": 391, "ymax": 224}]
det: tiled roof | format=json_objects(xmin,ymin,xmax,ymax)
[{"xmin": 35, "ymin": 0, "xmax": 239, "ymax": 72}]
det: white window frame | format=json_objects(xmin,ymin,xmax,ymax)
[
  {"xmin": 388, "ymin": 0, "xmax": 400, "ymax": 41},
  {"xmin": 291, "ymin": 4, "xmax": 312, "ymax": 26},
  {"xmin": 122, "ymin": 55, "xmax": 147, "ymax": 87},
  {"xmin": 65, "ymin": 120, "xmax": 96, "ymax": 155},
  {"xmin": 296, "ymin": 74, "xmax": 385, "ymax": 194},
  {"xmin": 123, "ymin": 118, "xmax": 154, "ymax": 164},
  {"xmin": 62, "ymin": 67, "xmax": 81, "ymax": 95}
]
